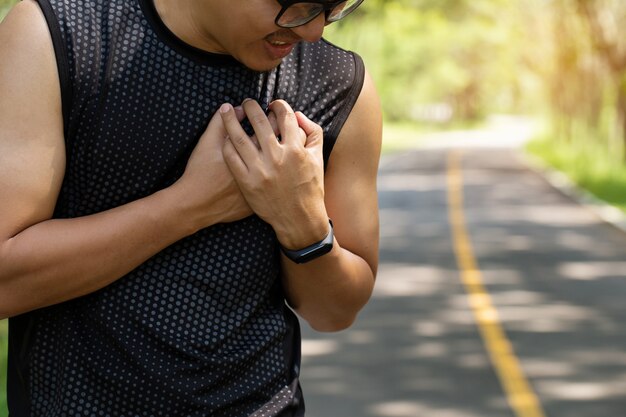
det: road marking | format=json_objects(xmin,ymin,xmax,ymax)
[{"xmin": 446, "ymin": 150, "xmax": 546, "ymax": 417}]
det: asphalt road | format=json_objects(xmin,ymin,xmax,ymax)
[{"xmin": 299, "ymin": 132, "xmax": 626, "ymax": 417}]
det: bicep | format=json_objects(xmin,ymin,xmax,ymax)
[
  {"xmin": 0, "ymin": 0, "xmax": 65, "ymax": 240},
  {"xmin": 324, "ymin": 70, "xmax": 382, "ymax": 275}
]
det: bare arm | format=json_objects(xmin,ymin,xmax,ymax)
[
  {"xmin": 280, "ymin": 71, "xmax": 382, "ymax": 331},
  {"xmin": 220, "ymin": 71, "xmax": 382, "ymax": 332},
  {"xmin": 0, "ymin": 2, "xmax": 251, "ymax": 318}
]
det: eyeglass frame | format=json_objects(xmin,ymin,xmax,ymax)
[{"xmin": 274, "ymin": 0, "xmax": 365, "ymax": 29}]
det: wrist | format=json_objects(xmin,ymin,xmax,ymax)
[
  {"xmin": 275, "ymin": 213, "xmax": 330, "ymax": 251},
  {"xmin": 160, "ymin": 182, "xmax": 214, "ymax": 235},
  {"xmin": 280, "ymin": 219, "xmax": 334, "ymax": 264}
]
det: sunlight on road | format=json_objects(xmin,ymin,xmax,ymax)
[
  {"xmin": 371, "ymin": 400, "xmax": 485, "ymax": 417},
  {"xmin": 301, "ymin": 130, "xmax": 626, "ymax": 417}
]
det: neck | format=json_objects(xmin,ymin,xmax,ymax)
[{"xmin": 153, "ymin": 0, "xmax": 225, "ymax": 53}]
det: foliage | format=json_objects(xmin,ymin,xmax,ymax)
[
  {"xmin": 540, "ymin": 0, "xmax": 626, "ymax": 161},
  {"xmin": 0, "ymin": 0, "xmax": 625, "ymax": 414},
  {"xmin": 528, "ymin": 133, "xmax": 626, "ymax": 212},
  {"xmin": 326, "ymin": 0, "xmax": 626, "ymax": 209},
  {"xmin": 326, "ymin": 0, "xmax": 532, "ymax": 123},
  {"xmin": 520, "ymin": 0, "xmax": 626, "ymax": 210},
  {"xmin": 0, "ymin": 0, "xmax": 16, "ymax": 20}
]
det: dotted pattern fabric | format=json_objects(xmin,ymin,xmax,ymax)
[{"xmin": 7, "ymin": 0, "xmax": 364, "ymax": 416}]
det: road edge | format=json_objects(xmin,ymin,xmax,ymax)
[{"xmin": 522, "ymin": 153, "xmax": 626, "ymax": 235}]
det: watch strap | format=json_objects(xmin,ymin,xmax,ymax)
[{"xmin": 280, "ymin": 220, "xmax": 334, "ymax": 264}]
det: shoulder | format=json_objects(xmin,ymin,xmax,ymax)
[
  {"xmin": 283, "ymin": 38, "xmax": 365, "ymax": 94},
  {"xmin": 328, "ymin": 68, "xmax": 382, "ymax": 172},
  {"xmin": 0, "ymin": 0, "xmax": 63, "ymax": 137},
  {"xmin": 280, "ymin": 40, "xmax": 366, "ymax": 163},
  {"xmin": 0, "ymin": 1, "xmax": 58, "ymax": 81},
  {"xmin": 292, "ymin": 38, "xmax": 365, "ymax": 90},
  {"xmin": 0, "ymin": 1, "xmax": 65, "ymax": 237},
  {"xmin": 1, "ymin": 0, "xmax": 49, "ymax": 39},
  {"xmin": 300, "ymin": 38, "xmax": 363, "ymax": 66}
]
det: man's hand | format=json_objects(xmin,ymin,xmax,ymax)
[
  {"xmin": 174, "ymin": 107, "xmax": 254, "ymax": 227},
  {"xmin": 220, "ymin": 99, "xmax": 329, "ymax": 250}
]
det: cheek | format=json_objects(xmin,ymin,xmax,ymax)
[{"xmin": 225, "ymin": 15, "xmax": 274, "ymax": 46}]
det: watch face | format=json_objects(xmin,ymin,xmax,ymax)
[
  {"xmin": 296, "ymin": 241, "xmax": 333, "ymax": 264},
  {"xmin": 281, "ymin": 220, "xmax": 334, "ymax": 263}
]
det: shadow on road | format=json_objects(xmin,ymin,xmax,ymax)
[{"xmin": 300, "ymin": 145, "xmax": 626, "ymax": 417}]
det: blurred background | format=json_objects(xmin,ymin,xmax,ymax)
[
  {"xmin": 1, "ymin": 0, "xmax": 626, "ymax": 416},
  {"xmin": 323, "ymin": 0, "xmax": 625, "ymax": 210}
]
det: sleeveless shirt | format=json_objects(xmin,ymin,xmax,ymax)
[{"xmin": 6, "ymin": 0, "xmax": 365, "ymax": 416}]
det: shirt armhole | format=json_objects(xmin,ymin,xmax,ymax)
[
  {"xmin": 33, "ymin": 0, "xmax": 72, "ymax": 136},
  {"xmin": 323, "ymin": 52, "xmax": 365, "ymax": 169}
]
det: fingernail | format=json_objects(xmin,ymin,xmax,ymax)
[
  {"xmin": 220, "ymin": 103, "xmax": 232, "ymax": 113},
  {"xmin": 242, "ymin": 98, "xmax": 254, "ymax": 104}
]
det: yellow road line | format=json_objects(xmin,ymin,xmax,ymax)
[{"xmin": 446, "ymin": 150, "xmax": 546, "ymax": 417}]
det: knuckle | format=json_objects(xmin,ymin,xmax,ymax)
[
  {"xmin": 283, "ymin": 144, "xmax": 305, "ymax": 161},
  {"xmin": 272, "ymin": 99, "xmax": 289, "ymax": 108},
  {"xmin": 232, "ymin": 134, "xmax": 249, "ymax": 147},
  {"xmin": 260, "ymin": 132, "xmax": 277, "ymax": 143},
  {"xmin": 293, "ymin": 148, "xmax": 308, "ymax": 163},
  {"xmin": 271, "ymin": 99, "xmax": 294, "ymax": 115},
  {"xmin": 250, "ymin": 113, "xmax": 267, "ymax": 126},
  {"xmin": 242, "ymin": 98, "xmax": 259, "ymax": 110},
  {"xmin": 281, "ymin": 110, "xmax": 297, "ymax": 123},
  {"xmin": 255, "ymin": 168, "xmax": 273, "ymax": 186}
]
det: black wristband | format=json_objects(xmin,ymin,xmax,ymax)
[{"xmin": 280, "ymin": 220, "xmax": 334, "ymax": 264}]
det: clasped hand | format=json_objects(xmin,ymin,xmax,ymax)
[
  {"xmin": 220, "ymin": 99, "xmax": 329, "ymax": 250},
  {"xmin": 177, "ymin": 99, "xmax": 329, "ymax": 248}
]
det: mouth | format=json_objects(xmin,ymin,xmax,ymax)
[
  {"xmin": 263, "ymin": 32, "xmax": 301, "ymax": 60},
  {"xmin": 268, "ymin": 40, "xmax": 293, "ymax": 46},
  {"xmin": 264, "ymin": 39, "xmax": 297, "ymax": 59}
]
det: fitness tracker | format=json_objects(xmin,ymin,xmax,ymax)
[{"xmin": 280, "ymin": 220, "xmax": 334, "ymax": 264}]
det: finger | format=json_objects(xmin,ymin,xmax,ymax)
[
  {"xmin": 242, "ymin": 99, "xmax": 280, "ymax": 155},
  {"xmin": 267, "ymin": 111, "xmax": 280, "ymax": 137},
  {"xmin": 234, "ymin": 105, "xmax": 256, "ymax": 147},
  {"xmin": 297, "ymin": 127, "xmax": 307, "ymax": 146},
  {"xmin": 222, "ymin": 135, "xmax": 250, "ymax": 175},
  {"xmin": 234, "ymin": 105, "xmax": 246, "ymax": 122},
  {"xmin": 220, "ymin": 103, "xmax": 259, "ymax": 164},
  {"xmin": 269, "ymin": 100, "xmax": 302, "ymax": 147},
  {"xmin": 198, "ymin": 108, "xmax": 230, "ymax": 150},
  {"xmin": 295, "ymin": 111, "xmax": 323, "ymax": 149}
]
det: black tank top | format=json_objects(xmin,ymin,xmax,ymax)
[{"xmin": 7, "ymin": 0, "xmax": 364, "ymax": 416}]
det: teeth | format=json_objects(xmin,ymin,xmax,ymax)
[{"xmin": 270, "ymin": 41, "xmax": 289, "ymax": 46}]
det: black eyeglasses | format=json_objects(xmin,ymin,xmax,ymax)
[{"xmin": 275, "ymin": 0, "xmax": 365, "ymax": 28}]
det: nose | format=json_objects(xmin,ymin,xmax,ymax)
[{"xmin": 289, "ymin": 13, "xmax": 326, "ymax": 43}]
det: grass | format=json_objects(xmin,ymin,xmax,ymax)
[
  {"xmin": 0, "ymin": 4, "xmax": 14, "ymax": 21},
  {"xmin": 526, "ymin": 133, "xmax": 626, "ymax": 213},
  {"xmin": 381, "ymin": 121, "xmax": 430, "ymax": 154},
  {"xmin": 381, "ymin": 119, "xmax": 483, "ymax": 154}
]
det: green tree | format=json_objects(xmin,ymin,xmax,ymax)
[{"xmin": 327, "ymin": 0, "xmax": 536, "ymax": 123}]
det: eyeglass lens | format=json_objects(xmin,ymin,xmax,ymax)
[{"xmin": 277, "ymin": 0, "xmax": 362, "ymax": 28}]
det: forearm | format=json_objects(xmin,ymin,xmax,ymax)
[
  {"xmin": 280, "ymin": 241, "xmax": 376, "ymax": 332},
  {"xmin": 0, "ymin": 185, "xmax": 200, "ymax": 318}
]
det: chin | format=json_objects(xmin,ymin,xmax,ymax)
[
  {"xmin": 241, "ymin": 58, "xmax": 283, "ymax": 72},
  {"xmin": 234, "ymin": 45, "xmax": 288, "ymax": 72}
]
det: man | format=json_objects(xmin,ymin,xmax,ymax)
[{"xmin": 0, "ymin": 0, "xmax": 381, "ymax": 415}]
